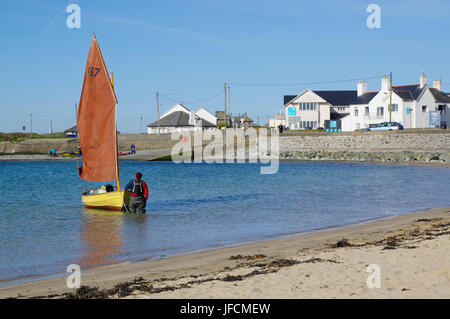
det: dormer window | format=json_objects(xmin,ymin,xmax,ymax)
[{"xmin": 422, "ymin": 105, "xmax": 427, "ymax": 112}]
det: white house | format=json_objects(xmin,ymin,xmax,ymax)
[
  {"xmin": 283, "ymin": 90, "xmax": 356, "ymax": 132},
  {"xmin": 284, "ymin": 72, "xmax": 450, "ymax": 132},
  {"xmin": 349, "ymin": 73, "xmax": 450, "ymax": 131},
  {"xmin": 147, "ymin": 104, "xmax": 217, "ymax": 134}
]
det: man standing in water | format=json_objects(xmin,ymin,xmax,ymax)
[{"xmin": 125, "ymin": 172, "xmax": 148, "ymax": 213}]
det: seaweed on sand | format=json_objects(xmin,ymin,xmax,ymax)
[{"xmin": 331, "ymin": 238, "xmax": 352, "ymax": 248}]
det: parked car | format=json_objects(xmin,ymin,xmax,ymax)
[{"xmin": 365, "ymin": 122, "xmax": 404, "ymax": 131}]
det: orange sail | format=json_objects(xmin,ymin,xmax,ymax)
[{"xmin": 77, "ymin": 35, "xmax": 119, "ymax": 182}]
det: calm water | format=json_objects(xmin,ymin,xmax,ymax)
[{"xmin": 0, "ymin": 160, "xmax": 449, "ymax": 283}]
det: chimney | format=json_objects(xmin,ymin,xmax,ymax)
[
  {"xmin": 381, "ymin": 76, "xmax": 390, "ymax": 91},
  {"xmin": 420, "ymin": 72, "xmax": 428, "ymax": 88},
  {"xmin": 357, "ymin": 80, "xmax": 368, "ymax": 97},
  {"xmin": 433, "ymin": 80, "xmax": 442, "ymax": 91},
  {"xmin": 189, "ymin": 111, "xmax": 199, "ymax": 126}
]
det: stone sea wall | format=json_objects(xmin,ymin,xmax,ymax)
[
  {"xmin": 280, "ymin": 150, "xmax": 450, "ymax": 163},
  {"xmin": 0, "ymin": 133, "xmax": 179, "ymax": 154},
  {"xmin": 1, "ymin": 130, "xmax": 450, "ymax": 164},
  {"xmin": 280, "ymin": 130, "xmax": 450, "ymax": 152},
  {"xmin": 278, "ymin": 130, "xmax": 450, "ymax": 163}
]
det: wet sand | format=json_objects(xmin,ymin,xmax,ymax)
[{"xmin": 0, "ymin": 207, "xmax": 449, "ymax": 299}]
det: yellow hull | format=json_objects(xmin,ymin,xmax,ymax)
[{"xmin": 82, "ymin": 190, "xmax": 130, "ymax": 211}]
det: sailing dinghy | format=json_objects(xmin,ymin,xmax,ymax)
[{"xmin": 77, "ymin": 34, "xmax": 130, "ymax": 211}]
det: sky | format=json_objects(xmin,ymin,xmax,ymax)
[{"xmin": 1, "ymin": 0, "xmax": 450, "ymax": 133}]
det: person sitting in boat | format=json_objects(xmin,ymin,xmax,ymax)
[{"xmin": 124, "ymin": 172, "xmax": 148, "ymax": 213}]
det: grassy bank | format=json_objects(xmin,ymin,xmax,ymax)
[{"xmin": 0, "ymin": 132, "xmax": 67, "ymax": 143}]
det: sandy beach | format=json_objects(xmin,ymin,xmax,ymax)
[{"xmin": 0, "ymin": 207, "xmax": 449, "ymax": 299}]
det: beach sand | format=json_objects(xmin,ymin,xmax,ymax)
[{"xmin": 0, "ymin": 207, "xmax": 449, "ymax": 299}]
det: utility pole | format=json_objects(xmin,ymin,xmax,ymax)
[
  {"xmin": 50, "ymin": 120, "xmax": 53, "ymax": 134},
  {"xmin": 30, "ymin": 113, "xmax": 32, "ymax": 134},
  {"xmin": 224, "ymin": 82, "xmax": 227, "ymax": 127},
  {"xmin": 156, "ymin": 91, "xmax": 160, "ymax": 134},
  {"xmin": 140, "ymin": 116, "xmax": 143, "ymax": 133},
  {"xmin": 389, "ymin": 72, "xmax": 392, "ymax": 122},
  {"xmin": 227, "ymin": 85, "xmax": 230, "ymax": 120},
  {"xmin": 75, "ymin": 103, "xmax": 78, "ymax": 124}
]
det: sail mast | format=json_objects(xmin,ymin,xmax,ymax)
[{"xmin": 111, "ymin": 71, "xmax": 121, "ymax": 191}]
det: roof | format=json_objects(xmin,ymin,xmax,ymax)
[
  {"xmin": 430, "ymin": 88, "xmax": 450, "ymax": 103},
  {"xmin": 64, "ymin": 125, "xmax": 77, "ymax": 133},
  {"xmin": 284, "ymin": 95, "xmax": 297, "ymax": 105},
  {"xmin": 330, "ymin": 112, "xmax": 350, "ymax": 120},
  {"xmin": 284, "ymin": 91, "xmax": 357, "ymax": 107},
  {"xmin": 147, "ymin": 111, "xmax": 216, "ymax": 128},
  {"xmin": 392, "ymin": 84, "xmax": 422, "ymax": 101},
  {"xmin": 312, "ymin": 90, "xmax": 357, "ymax": 106},
  {"xmin": 284, "ymin": 83, "xmax": 450, "ymax": 107},
  {"xmin": 351, "ymin": 92, "xmax": 378, "ymax": 105}
]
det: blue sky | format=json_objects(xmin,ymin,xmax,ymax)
[{"xmin": 1, "ymin": 0, "xmax": 449, "ymax": 133}]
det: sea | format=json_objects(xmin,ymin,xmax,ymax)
[{"xmin": 0, "ymin": 160, "xmax": 449, "ymax": 284}]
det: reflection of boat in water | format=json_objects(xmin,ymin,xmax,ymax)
[
  {"xmin": 77, "ymin": 34, "xmax": 129, "ymax": 211},
  {"xmin": 79, "ymin": 208, "xmax": 123, "ymax": 267}
]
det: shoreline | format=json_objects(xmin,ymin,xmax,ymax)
[
  {"xmin": 1, "ymin": 153, "xmax": 450, "ymax": 168},
  {"xmin": 0, "ymin": 212, "xmax": 398, "ymax": 288},
  {"xmin": 1, "ymin": 206, "xmax": 449, "ymax": 299}
]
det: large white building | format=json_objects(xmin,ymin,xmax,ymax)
[
  {"xmin": 147, "ymin": 104, "xmax": 217, "ymax": 134},
  {"xmin": 283, "ymin": 73, "xmax": 450, "ymax": 132},
  {"xmin": 350, "ymin": 73, "xmax": 450, "ymax": 131},
  {"xmin": 283, "ymin": 90, "xmax": 356, "ymax": 131}
]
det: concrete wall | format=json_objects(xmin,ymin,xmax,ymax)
[
  {"xmin": 2, "ymin": 130, "xmax": 449, "ymax": 155},
  {"xmin": 0, "ymin": 133, "xmax": 180, "ymax": 154}
]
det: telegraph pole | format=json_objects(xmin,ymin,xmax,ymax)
[
  {"xmin": 75, "ymin": 103, "xmax": 78, "ymax": 124},
  {"xmin": 140, "ymin": 116, "xmax": 143, "ymax": 133},
  {"xmin": 224, "ymin": 82, "xmax": 227, "ymax": 127},
  {"xmin": 50, "ymin": 120, "xmax": 53, "ymax": 134},
  {"xmin": 389, "ymin": 72, "xmax": 392, "ymax": 122},
  {"xmin": 156, "ymin": 91, "xmax": 160, "ymax": 134},
  {"xmin": 30, "ymin": 113, "xmax": 32, "ymax": 134},
  {"xmin": 227, "ymin": 85, "xmax": 230, "ymax": 119}
]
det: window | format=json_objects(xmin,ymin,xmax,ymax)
[
  {"xmin": 289, "ymin": 116, "xmax": 301, "ymax": 125},
  {"xmin": 354, "ymin": 107, "xmax": 359, "ymax": 116},
  {"xmin": 438, "ymin": 105, "xmax": 446, "ymax": 114},
  {"xmin": 390, "ymin": 104, "xmax": 398, "ymax": 112},
  {"xmin": 300, "ymin": 121, "xmax": 317, "ymax": 128},
  {"xmin": 377, "ymin": 107, "xmax": 384, "ymax": 116},
  {"xmin": 365, "ymin": 106, "xmax": 369, "ymax": 115},
  {"xmin": 337, "ymin": 107, "xmax": 345, "ymax": 111},
  {"xmin": 422, "ymin": 105, "xmax": 427, "ymax": 112},
  {"xmin": 299, "ymin": 102, "xmax": 317, "ymax": 111}
]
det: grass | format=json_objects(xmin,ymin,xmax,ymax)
[{"xmin": 0, "ymin": 132, "xmax": 67, "ymax": 143}]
